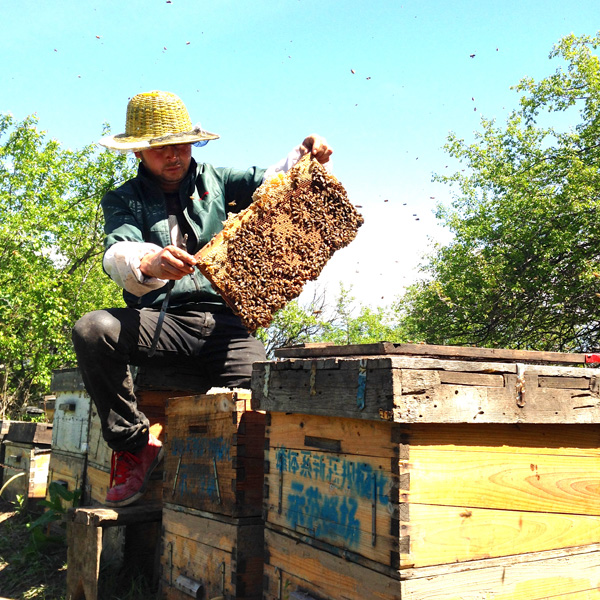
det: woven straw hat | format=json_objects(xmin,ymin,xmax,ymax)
[{"xmin": 98, "ymin": 90, "xmax": 219, "ymax": 152}]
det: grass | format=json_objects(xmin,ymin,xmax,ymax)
[
  {"xmin": 0, "ymin": 498, "xmax": 159, "ymax": 600},
  {"xmin": 0, "ymin": 499, "xmax": 67, "ymax": 600}
]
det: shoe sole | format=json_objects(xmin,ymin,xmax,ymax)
[{"xmin": 104, "ymin": 446, "xmax": 165, "ymax": 508}]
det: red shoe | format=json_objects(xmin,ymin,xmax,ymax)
[{"xmin": 105, "ymin": 434, "xmax": 164, "ymax": 507}]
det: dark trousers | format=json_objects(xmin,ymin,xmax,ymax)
[{"xmin": 71, "ymin": 305, "xmax": 266, "ymax": 452}]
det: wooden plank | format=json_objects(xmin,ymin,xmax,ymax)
[
  {"xmin": 5, "ymin": 421, "xmax": 53, "ymax": 445},
  {"xmin": 400, "ymin": 547, "xmax": 600, "ymax": 600},
  {"xmin": 405, "ymin": 503, "xmax": 600, "ymax": 568},
  {"xmin": 402, "ymin": 423, "xmax": 600, "ymax": 457},
  {"xmin": 161, "ymin": 504, "xmax": 263, "ymax": 599},
  {"xmin": 164, "ymin": 392, "xmax": 264, "ymax": 517},
  {"xmin": 264, "ymin": 526, "xmax": 399, "ymax": 600},
  {"xmin": 404, "ymin": 446, "xmax": 600, "ymax": 515},
  {"xmin": 266, "ymin": 412, "xmax": 397, "ymax": 460},
  {"xmin": 253, "ymin": 357, "xmax": 600, "ymax": 423},
  {"xmin": 264, "ymin": 443, "xmax": 399, "ymax": 568},
  {"xmin": 68, "ymin": 505, "xmax": 162, "ymax": 527},
  {"xmin": 252, "ymin": 358, "xmax": 399, "ymax": 421},
  {"xmin": 395, "ymin": 375, "xmax": 600, "ymax": 424},
  {"xmin": 51, "ymin": 367, "xmax": 86, "ymax": 392},
  {"xmin": 438, "ymin": 371, "xmax": 505, "ymax": 386},
  {"xmin": 274, "ymin": 342, "xmax": 588, "ymax": 365},
  {"xmin": 66, "ymin": 521, "xmax": 102, "ymax": 600}
]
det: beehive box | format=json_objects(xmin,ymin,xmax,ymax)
[
  {"xmin": 254, "ymin": 342, "xmax": 600, "ymax": 600},
  {"xmin": 46, "ymin": 448, "xmax": 86, "ymax": 508},
  {"xmin": 163, "ymin": 390, "xmax": 265, "ymax": 517},
  {"xmin": 50, "ymin": 368, "xmax": 90, "ymax": 454},
  {"xmin": 2, "ymin": 441, "xmax": 51, "ymax": 504},
  {"xmin": 160, "ymin": 503, "xmax": 263, "ymax": 600}
]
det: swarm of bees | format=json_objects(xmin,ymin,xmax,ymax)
[{"xmin": 195, "ymin": 154, "xmax": 363, "ymax": 331}]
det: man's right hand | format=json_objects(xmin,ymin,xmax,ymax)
[{"xmin": 139, "ymin": 246, "xmax": 197, "ymax": 280}]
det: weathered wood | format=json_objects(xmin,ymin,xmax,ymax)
[
  {"xmin": 263, "ymin": 526, "xmax": 399, "ymax": 600},
  {"xmin": 68, "ymin": 504, "xmax": 162, "ymax": 527},
  {"xmin": 5, "ymin": 421, "xmax": 53, "ymax": 445},
  {"xmin": 274, "ymin": 342, "xmax": 588, "ymax": 364},
  {"xmin": 400, "ymin": 546, "xmax": 600, "ymax": 600},
  {"xmin": 164, "ymin": 391, "xmax": 264, "ymax": 517},
  {"xmin": 252, "ymin": 356, "xmax": 600, "ymax": 424},
  {"xmin": 51, "ymin": 367, "xmax": 87, "ymax": 392},
  {"xmin": 66, "ymin": 521, "xmax": 102, "ymax": 600},
  {"xmin": 161, "ymin": 503, "xmax": 263, "ymax": 600},
  {"xmin": 47, "ymin": 449, "xmax": 85, "ymax": 508},
  {"xmin": 66, "ymin": 506, "xmax": 162, "ymax": 600},
  {"xmin": 2, "ymin": 441, "xmax": 51, "ymax": 502}
]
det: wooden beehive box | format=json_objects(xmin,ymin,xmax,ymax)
[
  {"xmin": 160, "ymin": 503, "xmax": 263, "ymax": 600},
  {"xmin": 163, "ymin": 390, "xmax": 265, "ymax": 517},
  {"xmin": 253, "ymin": 342, "xmax": 600, "ymax": 600},
  {"xmin": 50, "ymin": 368, "xmax": 90, "ymax": 455},
  {"xmin": 46, "ymin": 448, "xmax": 86, "ymax": 508},
  {"xmin": 2, "ymin": 441, "xmax": 51, "ymax": 504}
]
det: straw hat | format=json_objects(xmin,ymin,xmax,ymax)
[{"xmin": 98, "ymin": 90, "xmax": 219, "ymax": 152}]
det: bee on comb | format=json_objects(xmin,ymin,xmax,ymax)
[{"xmin": 195, "ymin": 154, "xmax": 363, "ymax": 331}]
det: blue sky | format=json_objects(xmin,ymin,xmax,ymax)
[{"xmin": 2, "ymin": 0, "xmax": 598, "ymax": 308}]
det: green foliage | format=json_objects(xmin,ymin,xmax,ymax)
[
  {"xmin": 0, "ymin": 114, "xmax": 134, "ymax": 416},
  {"xmin": 399, "ymin": 33, "xmax": 600, "ymax": 352},
  {"xmin": 257, "ymin": 284, "xmax": 407, "ymax": 355}
]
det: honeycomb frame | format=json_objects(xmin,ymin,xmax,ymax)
[{"xmin": 195, "ymin": 154, "xmax": 363, "ymax": 331}]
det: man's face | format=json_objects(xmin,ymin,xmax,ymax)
[{"xmin": 135, "ymin": 143, "xmax": 193, "ymax": 192}]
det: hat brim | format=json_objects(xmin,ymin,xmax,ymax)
[{"xmin": 98, "ymin": 127, "xmax": 220, "ymax": 153}]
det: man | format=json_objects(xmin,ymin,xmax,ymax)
[{"xmin": 72, "ymin": 90, "xmax": 332, "ymax": 507}]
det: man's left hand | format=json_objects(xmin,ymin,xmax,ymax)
[{"xmin": 300, "ymin": 134, "xmax": 333, "ymax": 164}]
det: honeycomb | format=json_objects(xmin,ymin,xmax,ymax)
[{"xmin": 195, "ymin": 154, "xmax": 364, "ymax": 331}]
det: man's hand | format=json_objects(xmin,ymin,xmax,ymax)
[
  {"xmin": 300, "ymin": 134, "xmax": 333, "ymax": 165},
  {"xmin": 139, "ymin": 245, "xmax": 197, "ymax": 280}
]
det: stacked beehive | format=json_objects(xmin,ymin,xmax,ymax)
[
  {"xmin": 252, "ymin": 342, "xmax": 600, "ymax": 600},
  {"xmin": 160, "ymin": 390, "xmax": 266, "ymax": 600},
  {"xmin": 1, "ymin": 421, "xmax": 52, "ymax": 506},
  {"xmin": 47, "ymin": 368, "xmax": 90, "ymax": 507}
]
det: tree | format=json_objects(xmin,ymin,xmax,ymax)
[
  {"xmin": 0, "ymin": 114, "xmax": 134, "ymax": 416},
  {"xmin": 256, "ymin": 284, "xmax": 406, "ymax": 356},
  {"xmin": 399, "ymin": 33, "xmax": 600, "ymax": 352}
]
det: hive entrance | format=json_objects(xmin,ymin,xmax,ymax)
[{"xmin": 195, "ymin": 154, "xmax": 363, "ymax": 331}]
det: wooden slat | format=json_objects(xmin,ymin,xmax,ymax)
[
  {"xmin": 274, "ymin": 342, "xmax": 588, "ymax": 365},
  {"xmin": 264, "ymin": 444, "xmax": 398, "ymax": 567},
  {"xmin": 66, "ymin": 521, "xmax": 102, "ymax": 600},
  {"xmin": 404, "ymin": 446, "xmax": 600, "ymax": 516},
  {"xmin": 400, "ymin": 547, "xmax": 600, "ymax": 600},
  {"xmin": 161, "ymin": 505, "xmax": 263, "ymax": 600},
  {"xmin": 406, "ymin": 503, "xmax": 600, "ymax": 568},
  {"xmin": 403, "ymin": 423, "xmax": 600, "ymax": 457},
  {"xmin": 264, "ymin": 527, "xmax": 399, "ymax": 600},
  {"xmin": 266, "ymin": 412, "xmax": 397, "ymax": 460},
  {"xmin": 68, "ymin": 505, "xmax": 162, "ymax": 527}
]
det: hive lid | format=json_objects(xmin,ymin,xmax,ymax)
[{"xmin": 274, "ymin": 341, "xmax": 591, "ymax": 365}]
